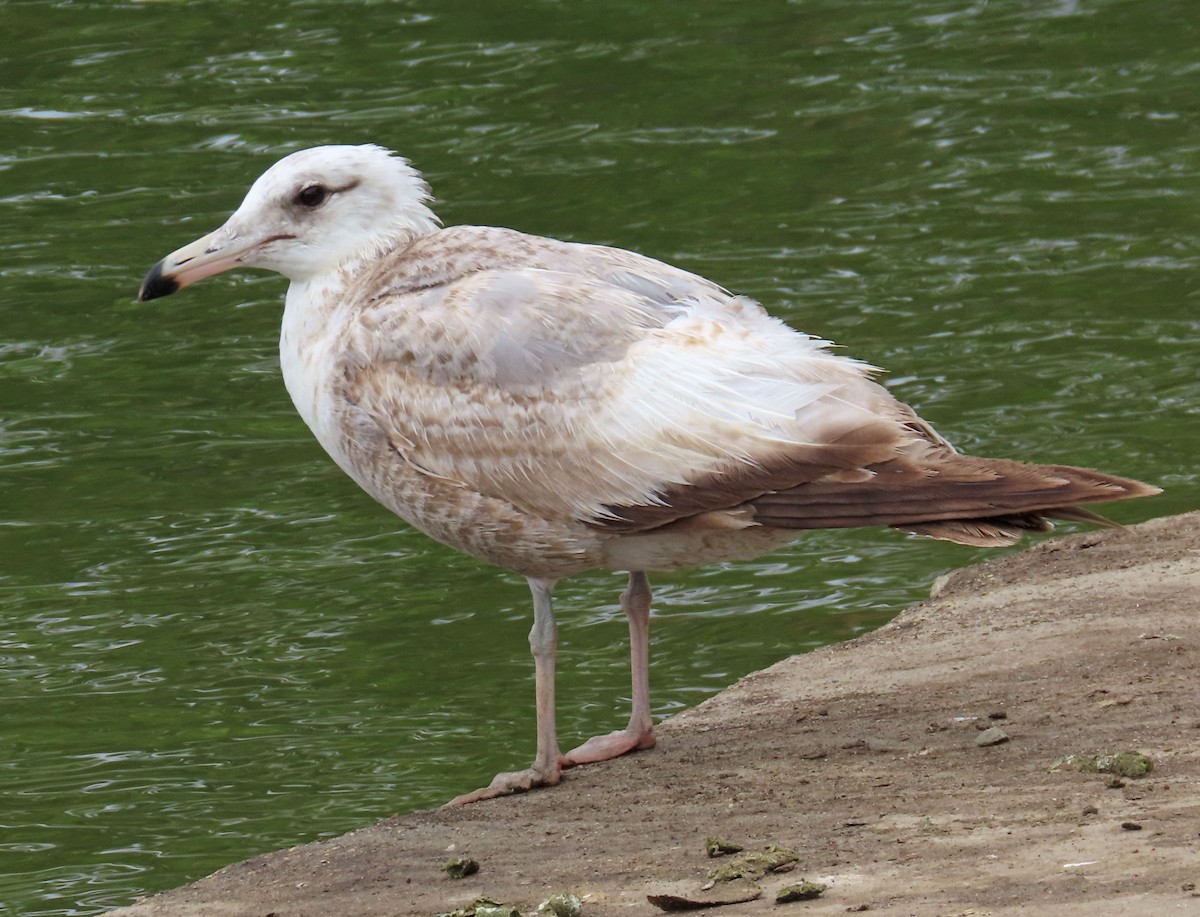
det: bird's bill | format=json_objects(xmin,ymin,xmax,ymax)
[{"xmin": 138, "ymin": 223, "xmax": 271, "ymax": 302}]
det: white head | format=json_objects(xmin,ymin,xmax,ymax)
[{"xmin": 139, "ymin": 144, "xmax": 439, "ymax": 300}]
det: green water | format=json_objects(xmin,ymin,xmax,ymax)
[{"xmin": 1, "ymin": 1, "xmax": 1196, "ymax": 912}]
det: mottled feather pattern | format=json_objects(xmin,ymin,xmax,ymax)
[
  {"xmin": 235, "ymin": 160, "xmax": 1155, "ymax": 574},
  {"xmin": 331, "ymin": 227, "xmax": 907, "ymax": 532},
  {"xmin": 297, "ymin": 223, "xmax": 1155, "ymax": 566},
  {"xmin": 141, "ymin": 144, "xmax": 1160, "ymax": 802}
]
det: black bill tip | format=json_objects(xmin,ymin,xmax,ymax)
[{"xmin": 138, "ymin": 260, "xmax": 180, "ymax": 302}]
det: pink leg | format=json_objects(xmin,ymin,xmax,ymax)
[
  {"xmin": 561, "ymin": 570, "xmax": 656, "ymax": 768},
  {"xmin": 446, "ymin": 577, "xmax": 563, "ymax": 805}
]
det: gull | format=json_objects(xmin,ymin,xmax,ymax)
[{"xmin": 139, "ymin": 144, "xmax": 1159, "ymax": 804}]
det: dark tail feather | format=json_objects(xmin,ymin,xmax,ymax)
[
  {"xmin": 748, "ymin": 456, "xmax": 1160, "ymax": 548},
  {"xmin": 1043, "ymin": 505, "xmax": 1128, "ymax": 529}
]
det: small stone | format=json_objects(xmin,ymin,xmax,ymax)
[
  {"xmin": 1052, "ymin": 751, "xmax": 1153, "ymax": 779},
  {"xmin": 436, "ymin": 898, "xmax": 509, "ymax": 917},
  {"xmin": 705, "ymin": 837, "xmax": 744, "ymax": 857},
  {"xmin": 1081, "ymin": 805, "xmax": 1099, "ymax": 816},
  {"xmin": 988, "ymin": 710, "xmax": 1008, "ymax": 720},
  {"xmin": 1105, "ymin": 776, "xmax": 1126, "ymax": 789},
  {"xmin": 930, "ymin": 572, "xmax": 952, "ymax": 598},
  {"xmin": 776, "ymin": 880, "xmax": 827, "ymax": 903},
  {"xmin": 442, "ymin": 856, "xmax": 480, "ymax": 879},
  {"xmin": 1098, "ymin": 752, "xmax": 1154, "ymax": 778},
  {"xmin": 706, "ymin": 845, "xmax": 798, "ymax": 882},
  {"xmin": 975, "ymin": 726, "xmax": 1010, "ymax": 747},
  {"xmin": 475, "ymin": 906, "xmax": 520, "ymax": 917},
  {"xmin": 542, "ymin": 892, "xmax": 583, "ymax": 917},
  {"xmin": 1121, "ymin": 821, "xmax": 1143, "ymax": 831}
]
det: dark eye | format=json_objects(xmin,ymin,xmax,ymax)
[{"xmin": 294, "ymin": 184, "xmax": 330, "ymax": 208}]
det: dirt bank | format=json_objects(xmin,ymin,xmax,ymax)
[{"xmin": 108, "ymin": 511, "xmax": 1200, "ymax": 917}]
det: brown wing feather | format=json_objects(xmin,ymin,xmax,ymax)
[
  {"xmin": 589, "ymin": 418, "xmax": 901, "ymax": 534},
  {"xmin": 594, "ymin": 446, "xmax": 1158, "ymax": 547},
  {"xmin": 745, "ymin": 454, "xmax": 1158, "ymax": 543}
]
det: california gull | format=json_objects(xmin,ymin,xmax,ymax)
[{"xmin": 139, "ymin": 144, "xmax": 1159, "ymax": 804}]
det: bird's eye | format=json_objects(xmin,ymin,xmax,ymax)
[{"xmin": 294, "ymin": 184, "xmax": 331, "ymax": 208}]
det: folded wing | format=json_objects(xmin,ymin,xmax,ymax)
[{"xmin": 335, "ymin": 226, "xmax": 1157, "ymax": 547}]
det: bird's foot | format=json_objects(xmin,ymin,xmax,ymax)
[
  {"xmin": 443, "ymin": 765, "xmax": 562, "ymax": 806},
  {"xmin": 560, "ymin": 726, "xmax": 656, "ymax": 768}
]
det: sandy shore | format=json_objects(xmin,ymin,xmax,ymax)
[{"xmin": 108, "ymin": 511, "xmax": 1199, "ymax": 917}]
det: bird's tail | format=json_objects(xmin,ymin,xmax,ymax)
[{"xmin": 749, "ymin": 458, "xmax": 1160, "ymax": 548}]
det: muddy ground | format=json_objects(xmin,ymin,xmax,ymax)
[{"xmin": 109, "ymin": 511, "xmax": 1200, "ymax": 917}]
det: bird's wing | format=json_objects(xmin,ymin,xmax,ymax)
[{"xmin": 335, "ymin": 228, "xmax": 909, "ymax": 528}]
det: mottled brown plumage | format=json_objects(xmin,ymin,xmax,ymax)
[{"xmin": 138, "ymin": 145, "xmax": 1159, "ymax": 805}]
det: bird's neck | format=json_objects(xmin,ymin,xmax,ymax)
[
  {"xmin": 282, "ymin": 234, "xmax": 411, "ymax": 334},
  {"xmin": 278, "ymin": 264, "xmax": 361, "ymax": 436},
  {"xmin": 277, "ymin": 229, "xmax": 431, "ymax": 433}
]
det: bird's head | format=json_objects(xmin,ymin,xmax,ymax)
[{"xmin": 138, "ymin": 144, "xmax": 439, "ymax": 301}]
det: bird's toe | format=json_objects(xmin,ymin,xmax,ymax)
[
  {"xmin": 561, "ymin": 727, "xmax": 656, "ymax": 768},
  {"xmin": 443, "ymin": 764, "xmax": 562, "ymax": 806}
]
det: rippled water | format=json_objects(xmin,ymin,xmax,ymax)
[{"xmin": 2, "ymin": 1, "xmax": 1197, "ymax": 913}]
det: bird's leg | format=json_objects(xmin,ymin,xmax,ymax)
[
  {"xmin": 446, "ymin": 577, "xmax": 563, "ymax": 805},
  {"xmin": 561, "ymin": 570, "xmax": 657, "ymax": 768},
  {"xmin": 527, "ymin": 576, "xmax": 565, "ymax": 778}
]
